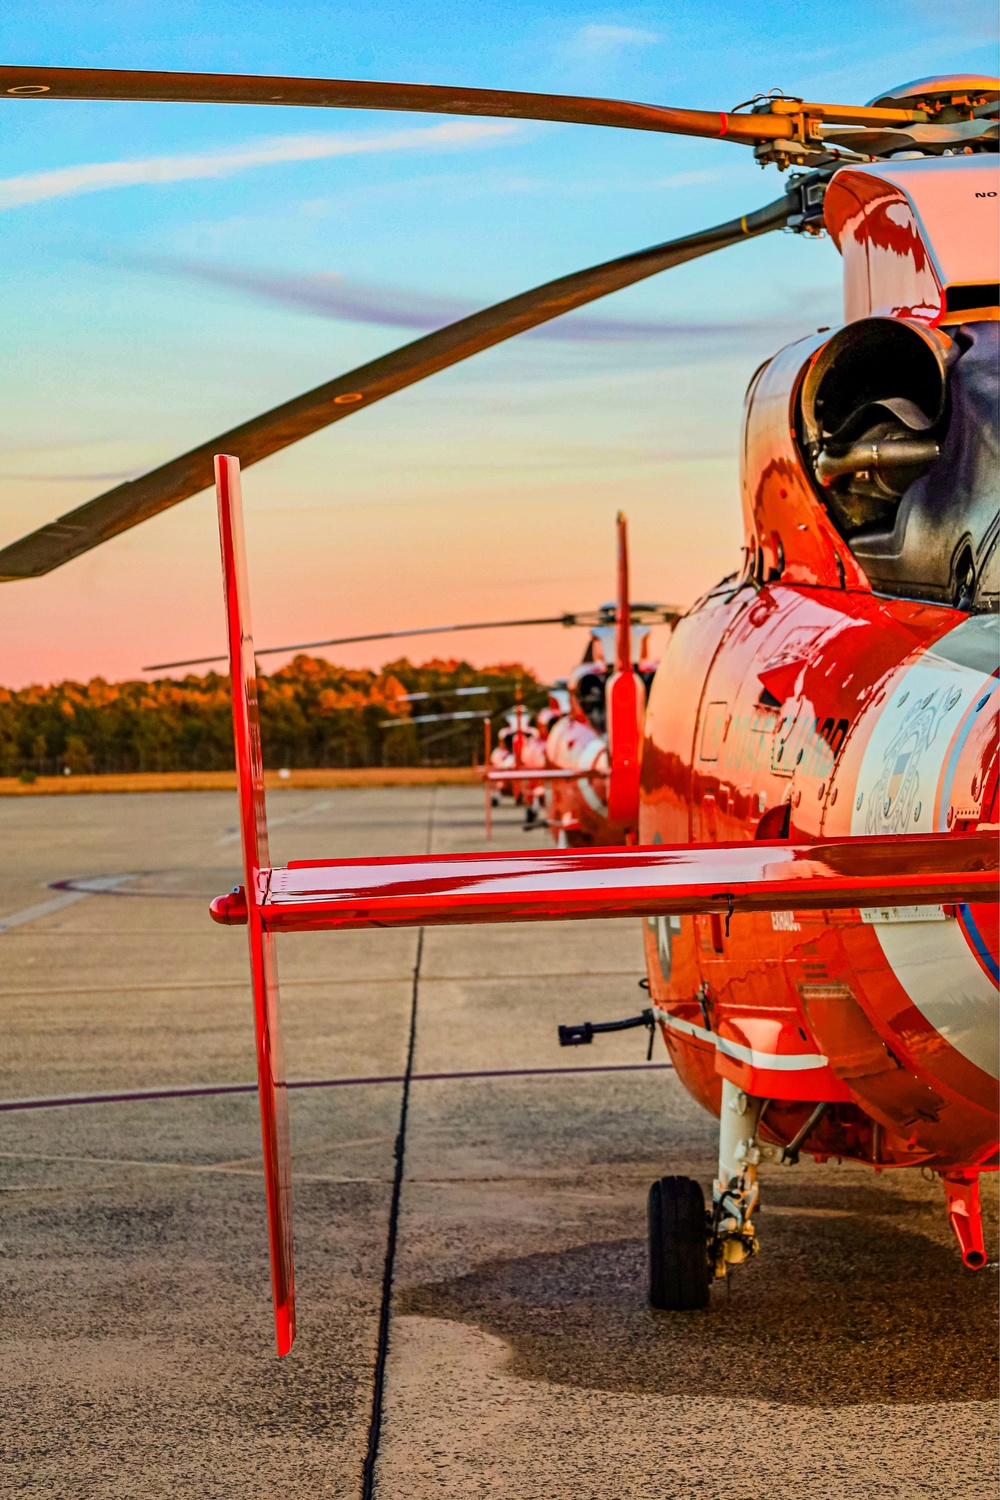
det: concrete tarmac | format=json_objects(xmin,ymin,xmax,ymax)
[{"xmin": 0, "ymin": 787, "xmax": 995, "ymax": 1498}]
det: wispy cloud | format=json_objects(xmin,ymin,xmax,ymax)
[
  {"xmin": 0, "ymin": 471, "xmax": 139, "ymax": 483},
  {"xmin": 0, "ymin": 121, "xmax": 518, "ymax": 210},
  {"xmin": 147, "ymin": 259, "xmax": 471, "ymax": 331},
  {"xmin": 126, "ymin": 254, "xmax": 805, "ymax": 345},
  {"xmin": 564, "ymin": 23, "xmax": 660, "ymax": 59}
]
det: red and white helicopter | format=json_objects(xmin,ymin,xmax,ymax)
[
  {"xmin": 0, "ymin": 66, "xmax": 997, "ymax": 1356},
  {"xmin": 145, "ymin": 511, "xmax": 676, "ymax": 844},
  {"xmin": 480, "ymin": 515, "xmax": 669, "ymax": 845},
  {"xmin": 146, "ymin": 516, "xmax": 671, "ymax": 846}
]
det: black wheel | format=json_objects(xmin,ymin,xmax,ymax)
[{"xmin": 648, "ymin": 1175, "xmax": 710, "ymax": 1310}]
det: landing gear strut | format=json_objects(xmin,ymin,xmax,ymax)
[
  {"xmin": 647, "ymin": 1087, "xmax": 993, "ymax": 1307},
  {"xmin": 647, "ymin": 1078, "xmax": 767, "ymax": 1310},
  {"xmin": 710, "ymin": 1079, "xmax": 766, "ymax": 1280}
]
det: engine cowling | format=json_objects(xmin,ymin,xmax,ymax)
[
  {"xmin": 741, "ymin": 317, "xmax": 999, "ymax": 612},
  {"xmin": 799, "ymin": 316, "xmax": 998, "ymax": 611}
]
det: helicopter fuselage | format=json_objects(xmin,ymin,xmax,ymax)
[
  {"xmin": 639, "ymin": 149, "xmax": 998, "ymax": 1175},
  {"xmin": 641, "ymin": 576, "xmax": 997, "ymax": 1171}
]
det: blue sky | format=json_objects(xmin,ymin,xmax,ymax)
[{"xmin": 1, "ymin": 2, "xmax": 996, "ymax": 685}]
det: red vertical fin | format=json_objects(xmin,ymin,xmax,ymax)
[
  {"xmin": 613, "ymin": 510, "xmax": 631, "ymax": 680},
  {"xmin": 513, "ymin": 685, "xmax": 525, "ymax": 768},
  {"xmin": 606, "ymin": 511, "xmax": 645, "ymax": 833},
  {"xmin": 215, "ymin": 453, "xmax": 296, "ymax": 1356}
]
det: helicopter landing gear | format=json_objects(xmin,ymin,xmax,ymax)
[
  {"xmin": 710, "ymin": 1078, "xmax": 766, "ymax": 1282},
  {"xmin": 648, "ymin": 1081, "xmax": 768, "ymax": 1309},
  {"xmin": 648, "ymin": 1175, "xmax": 710, "ymax": 1310}
]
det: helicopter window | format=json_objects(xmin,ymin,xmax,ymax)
[
  {"xmin": 945, "ymin": 283, "xmax": 999, "ymax": 316},
  {"xmin": 574, "ymin": 671, "xmax": 607, "ymax": 734},
  {"xmin": 755, "ymin": 801, "xmax": 791, "ymax": 841},
  {"xmin": 816, "ymin": 716, "xmax": 849, "ymax": 759},
  {"xmin": 750, "ymin": 703, "xmax": 779, "ymax": 733},
  {"xmin": 699, "ymin": 701, "xmax": 729, "ymax": 761}
]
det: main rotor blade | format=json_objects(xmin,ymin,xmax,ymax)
[
  {"xmin": 0, "ymin": 64, "xmax": 804, "ymax": 144},
  {"xmin": 0, "ymin": 196, "xmax": 791, "ymax": 582}
]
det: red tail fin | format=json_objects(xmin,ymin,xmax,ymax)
[
  {"xmin": 614, "ymin": 511, "xmax": 631, "ymax": 679},
  {"xmin": 483, "ymin": 717, "xmax": 493, "ymax": 838},
  {"xmin": 513, "ymin": 685, "xmax": 525, "ymax": 767},
  {"xmin": 606, "ymin": 512, "xmax": 645, "ymax": 833},
  {"xmin": 215, "ymin": 454, "xmax": 296, "ymax": 1356}
]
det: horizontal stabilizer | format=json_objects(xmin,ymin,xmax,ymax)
[
  {"xmin": 210, "ymin": 830, "xmax": 997, "ymax": 934},
  {"xmin": 483, "ymin": 767, "xmax": 600, "ymax": 782}
]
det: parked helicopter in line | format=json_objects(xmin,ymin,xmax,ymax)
[
  {"xmin": 481, "ymin": 515, "xmax": 673, "ymax": 845},
  {"xmin": 1, "ymin": 65, "xmax": 996, "ymax": 1357},
  {"xmin": 145, "ymin": 514, "xmax": 678, "ymax": 845}
]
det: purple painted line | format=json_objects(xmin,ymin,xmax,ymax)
[
  {"xmin": 409, "ymin": 1063, "xmax": 671, "ymax": 1084},
  {"xmin": 0, "ymin": 1081, "xmax": 259, "ymax": 1112},
  {"xmin": 0, "ymin": 1062, "xmax": 672, "ymax": 1114}
]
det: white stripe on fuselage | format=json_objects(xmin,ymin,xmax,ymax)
[
  {"xmin": 871, "ymin": 915, "xmax": 999, "ymax": 1080},
  {"xmin": 849, "ymin": 616, "xmax": 998, "ymax": 1081},
  {"xmin": 576, "ymin": 736, "xmax": 608, "ymax": 816},
  {"xmin": 653, "ymin": 1006, "xmax": 830, "ymax": 1071}
]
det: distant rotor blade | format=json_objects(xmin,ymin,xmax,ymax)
[
  {"xmin": 397, "ymin": 685, "xmax": 493, "ymax": 702},
  {"xmin": 0, "ymin": 65, "xmax": 806, "ymax": 144},
  {"xmin": 0, "ymin": 197, "xmax": 792, "ymax": 582},
  {"xmin": 145, "ymin": 604, "xmax": 682, "ymax": 672},
  {"xmin": 382, "ymin": 709, "xmax": 491, "ymax": 727},
  {"xmin": 144, "ymin": 614, "xmax": 586, "ymax": 672}
]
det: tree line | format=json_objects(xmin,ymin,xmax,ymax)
[{"xmin": 0, "ymin": 654, "xmax": 545, "ymax": 777}]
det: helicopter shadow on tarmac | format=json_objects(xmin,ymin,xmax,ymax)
[{"xmin": 398, "ymin": 1177, "xmax": 999, "ymax": 1408}]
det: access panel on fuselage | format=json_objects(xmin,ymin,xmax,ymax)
[
  {"xmin": 638, "ymin": 578, "xmax": 997, "ymax": 1138},
  {"xmin": 673, "ymin": 583, "xmax": 854, "ymax": 1102},
  {"xmin": 640, "ymin": 581, "xmax": 850, "ymax": 1108},
  {"xmin": 640, "ymin": 582, "xmax": 748, "ymax": 845}
]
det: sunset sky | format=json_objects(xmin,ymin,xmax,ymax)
[{"xmin": 2, "ymin": 2, "xmax": 996, "ymax": 688}]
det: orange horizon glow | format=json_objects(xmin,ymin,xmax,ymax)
[{"xmin": 1, "ymin": 427, "xmax": 745, "ymax": 691}]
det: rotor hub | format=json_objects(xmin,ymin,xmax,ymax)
[{"xmin": 869, "ymin": 74, "xmax": 999, "ymax": 121}]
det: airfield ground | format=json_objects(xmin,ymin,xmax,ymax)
[{"xmin": 0, "ymin": 786, "xmax": 996, "ymax": 1499}]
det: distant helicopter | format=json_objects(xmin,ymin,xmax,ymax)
[
  {"xmin": 145, "ymin": 514, "xmax": 677, "ymax": 845},
  {"xmin": 481, "ymin": 515, "xmax": 670, "ymax": 844},
  {"xmin": 1, "ymin": 67, "xmax": 996, "ymax": 1359}
]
